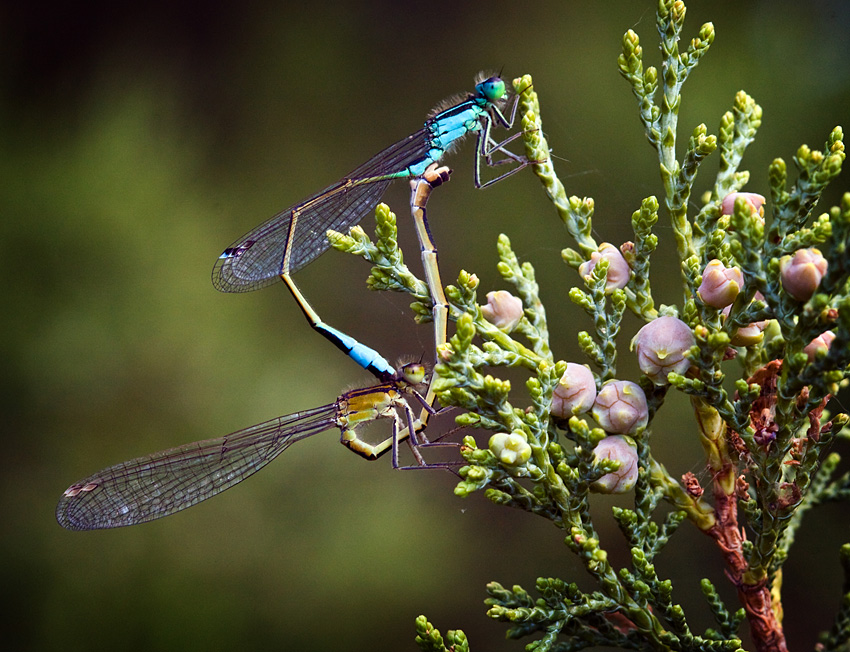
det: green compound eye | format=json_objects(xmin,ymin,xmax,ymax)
[
  {"xmin": 477, "ymin": 76, "xmax": 506, "ymax": 102},
  {"xmin": 400, "ymin": 362, "xmax": 426, "ymax": 385}
]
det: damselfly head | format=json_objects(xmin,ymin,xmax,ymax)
[
  {"xmin": 475, "ymin": 76, "xmax": 506, "ymax": 103},
  {"xmin": 398, "ymin": 362, "xmax": 427, "ymax": 386}
]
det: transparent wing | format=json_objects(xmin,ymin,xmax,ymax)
[
  {"xmin": 212, "ymin": 128, "xmax": 434, "ymax": 292},
  {"xmin": 56, "ymin": 403, "xmax": 339, "ymax": 530}
]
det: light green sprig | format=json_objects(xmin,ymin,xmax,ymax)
[
  {"xmin": 816, "ymin": 193, "xmax": 850, "ymax": 293},
  {"xmin": 328, "ymin": 202, "xmax": 431, "ymax": 312},
  {"xmin": 702, "ymin": 90, "xmax": 763, "ymax": 231},
  {"xmin": 414, "ymin": 616, "xmax": 469, "ymax": 652},
  {"xmin": 767, "ymin": 128, "xmax": 846, "ymax": 255},
  {"xmin": 618, "ymin": 28, "xmax": 661, "ymax": 146},
  {"xmin": 569, "ymin": 261, "xmax": 625, "ymax": 382},
  {"xmin": 628, "ymin": 197, "xmax": 660, "ymax": 319},
  {"xmin": 621, "ymin": 2, "xmax": 718, "ymax": 268},
  {"xmin": 495, "ymin": 234, "xmax": 551, "ymax": 359},
  {"xmin": 700, "ymin": 579, "xmax": 746, "ymax": 641}
]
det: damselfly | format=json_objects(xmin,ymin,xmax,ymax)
[
  {"xmin": 213, "ymin": 74, "xmax": 530, "ymax": 380},
  {"xmin": 57, "ymin": 362, "xmax": 442, "ymax": 530}
]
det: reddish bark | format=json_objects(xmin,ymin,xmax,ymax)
[
  {"xmin": 706, "ymin": 483, "xmax": 788, "ymax": 652},
  {"xmin": 703, "ymin": 360, "xmax": 789, "ymax": 652},
  {"xmin": 708, "ymin": 359, "xmax": 831, "ymax": 651}
]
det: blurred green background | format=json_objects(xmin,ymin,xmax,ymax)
[{"xmin": 2, "ymin": 1, "xmax": 849, "ymax": 650}]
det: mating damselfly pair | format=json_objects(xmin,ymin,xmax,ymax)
[{"xmin": 57, "ymin": 74, "xmax": 533, "ymax": 530}]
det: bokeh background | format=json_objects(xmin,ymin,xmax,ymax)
[{"xmin": 3, "ymin": 1, "xmax": 849, "ymax": 650}]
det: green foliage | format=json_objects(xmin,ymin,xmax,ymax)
[
  {"xmin": 415, "ymin": 616, "xmax": 470, "ymax": 652},
  {"xmin": 332, "ymin": 1, "xmax": 849, "ymax": 650}
]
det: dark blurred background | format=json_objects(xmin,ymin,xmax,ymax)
[{"xmin": 2, "ymin": 1, "xmax": 849, "ymax": 650}]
